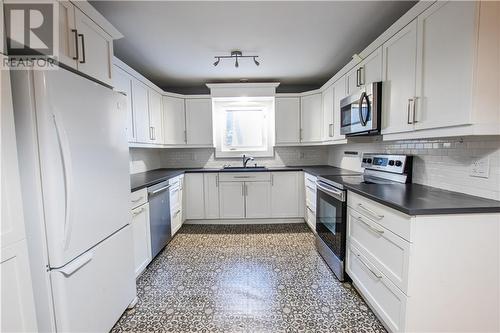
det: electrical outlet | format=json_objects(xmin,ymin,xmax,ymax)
[
  {"xmin": 470, "ymin": 156, "xmax": 489, "ymax": 178},
  {"xmin": 298, "ymin": 152, "xmax": 305, "ymax": 159}
]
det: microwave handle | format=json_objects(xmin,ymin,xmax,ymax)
[{"xmin": 359, "ymin": 91, "xmax": 369, "ymax": 126}]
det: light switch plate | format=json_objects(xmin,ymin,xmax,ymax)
[{"xmin": 470, "ymin": 156, "xmax": 489, "ymax": 178}]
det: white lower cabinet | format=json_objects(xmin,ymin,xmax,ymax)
[
  {"xmin": 184, "ymin": 174, "xmax": 205, "ymax": 219},
  {"xmin": 169, "ymin": 175, "xmax": 184, "ymax": 235},
  {"xmin": 304, "ymin": 173, "xmax": 317, "ymax": 231},
  {"xmin": 219, "ymin": 182, "xmax": 246, "ymax": 219},
  {"xmin": 245, "ymin": 182, "xmax": 271, "ymax": 218},
  {"xmin": 204, "ymin": 173, "xmax": 220, "ymax": 219},
  {"xmin": 130, "ymin": 203, "xmax": 151, "ymax": 278},
  {"xmin": 347, "ymin": 190, "xmax": 500, "ymax": 332},
  {"xmin": 271, "ymin": 172, "xmax": 301, "ymax": 218}
]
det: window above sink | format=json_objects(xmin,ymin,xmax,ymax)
[{"xmin": 212, "ymin": 97, "xmax": 275, "ymax": 158}]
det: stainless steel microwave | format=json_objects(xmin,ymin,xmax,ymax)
[{"xmin": 340, "ymin": 82, "xmax": 382, "ymax": 136}]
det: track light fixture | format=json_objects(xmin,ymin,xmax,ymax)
[{"xmin": 213, "ymin": 50, "xmax": 260, "ymax": 68}]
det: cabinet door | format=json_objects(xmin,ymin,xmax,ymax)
[
  {"xmin": 148, "ymin": 89, "xmax": 163, "ymax": 144},
  {"xmin": 163, "ymin": 96, "xmax": 186, "ymax": 145},
  {"xmin": 381, "ymin": 20, "xmax": 418, "ymax": 135},
  {"xmin": 346, "ymin": 66, "xmax": 360, "ymax": 97},
  {"xmin": 219, "ymin": 182, "xmax": 245, "ymax": 219},
  {"xmin": 132, "ymin": 79, "xmax": 150, "ymax": 143},
  {"xmin": 204, "ymin": 173, "xmax": 220, "ymax": 219},
  {"xmin": 131, "ymin": 204, "xmax": 151, "ymax": 277},
  {"xmin": 185, "ymin": 98, "xmax": 213, "ymax": 146},
  {"xmin": 245, "ymin": 182, "xmax": 271, "ymax": 218},
  {"xmin": 415, "ymin": 1, "xmax": 476, "ymax": 130},
  {"xmin": 275, "ymin": 97, "xmax": 300, "ymax": 144},
  {"xmin": 113, "ymin": 66, "xmax": 136, "ymax": 142},
  {"xmin": 271, "ymin": 172, "xmax": 300, "ymax": 218},
  {"xmin": 322, "ymin": 85, "xmax": 335, "ymax": 141},
  {"xmin": 74, "ymin": 8, "xmax": 113, "ymax": 86},
  {"xmin": 333, "ymin": 78, "xmax": 347, "ymax": 141},
  {"xmin": 361, "ymin": 47, "xmax": 383, "ymax": 86},
  {"xmin": 56, "ymin": 1, "xmax": 77, "ymax": 69},
  {"xmin": 184, "ymin": 174, "xmax": 205, "ymax": 219},
  {"xmin": 300, "ymin": 93, "xmax": 322, "ymax": 143},
  {"xmin": 1, "ymin": 241, "xmax": 38, "ymax": 332}
]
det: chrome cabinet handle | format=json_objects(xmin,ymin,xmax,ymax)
[
  {"xmin": 271, "ymin": 174, "xmax": 274, "ymax": 186},
  {"xmin": 306, "ymin": 185, "xmax": 316, "ymax": 191},
  {"xmin": 132, "ymin": 207, "xmax": 145, "ymax": 217},
  {"xmin": 357, "ymin": 203, "xmax": 384, "ymax": 220},
  {"xmin": 354, "ymin": 251, "xmax": 382, "ymax": 279},
  {"xmin": 131, "ymin": 196, "xmax": 144, "ymax": 203},
  {"xmin": 234, "ymin": 176, "xmax": 252, "ymax": 179},
  {"xmin": 184, "ymin": 130, "xmax": 187, "ymax": 143},
  {"xmin": 329, "ymin": 124, "xmax": 334, "ymax": 137},
  {"xmin": 407, "ymin": 99, "xmax": 413, "ymax": 124},
  {"xmin": 215, "ymin": 174, "xmax": 219, "ymax": 187},
  {"xmin": 411, "ymin": 97, "xmax": 417, "ymax": 123},
  {"xmin": 306, "ymin": 205, "xmax": 314, "ymax": 213},
  {"xmin": 355, "ymin": 215, "xmax": 384, "ymax": 234},
  {"xmin": 71, "ymin": 29, "xmax": 79, "ymax": 60},
  {"xmin": 299, "ymin": 128, "xmax": 303, "ymax": 141},
  {"xmin": 241, "ymin": 183, "xmax": 245, "ymax": 196},
  {"xmin": 356, "ymin": 68, "xmax": 361, "ymax": 87},
  {"xmin": 78, "ymin": 33, "xmax": 86, "ymax": 63},
  {"xmin": 359, "ymin": 66, "xmax": 365, "ymax": 86}
]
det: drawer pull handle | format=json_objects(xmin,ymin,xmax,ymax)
[
  {"xmin": 356, "ymin": 215, "xmax": 384, "ymax": 234},
  {"xmin": 132, "ymin": 207, "xmax": 145, "ymax": 217},
  {"xmin": 131, "ymin": 196, "xmax": 144, "ymax": 203},
  {"xmin": 355, "ymin": 252, "xmax": 382, "ymax": 279},
  {"xmin": 306, "ymin": 205, "xmax": 314, "ymax": 213},
  {"xmin": 357, "ymin": 203, "xmax": 384, "ymax": 220},
  {"xmin": 306, "ymin": 185, "xmax": 316, "ymax": 191},
  {"xmin": 234, "ymin": 176, "xmax": 252, "ymax": 179}
]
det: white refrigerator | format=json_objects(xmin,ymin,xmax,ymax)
[{"xmin": 12, "ymin": 66, "xmax": 136, "ymax": 332}]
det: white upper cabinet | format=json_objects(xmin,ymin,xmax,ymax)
[
  {"xmin": 332, "ymin": 78, "xmax": 347, "ymax": 141},
  {"xmin": 322, "ymin": 85, "xmax": 335, "ymax": 141},
  {"xmin": 147, "ymin": 90, "xmax": 163, "ymax": 144},
  {"xmin": 219, "ymin": 182, "xmax": 245, "ymax": 219},
  {"xmin": 271, "ymin": 172, "xmax": 301, "ymax": 218},
  {"xmin": 346, "ymin": 47, "xmax": 383, "ymax": 96},
  {"xmin": 203, "ymin": 173, "xmax": 220, "ymax": 219},
  {"xmin": 56, "ymin": 1, "xmax": 77, "ymax": 69},
  {"xmin": 381, "ymin": 20, "xmax": 418, "ymax": 135},
  {"xmin": 74, "ymin": 8, "xmax": 113, "ymax": 86},
  {"xmin": 113, "ymin": 66, "xmax": 135, "ymax": 142},
  {"xmin": 300, "ymin": 93, "xmax": 323, "ymax": 143},
  {"xmin": 275, "ymin": 97, "xmax": 301, "ymax": 145},
  {"xmin": 132, "ymin": 79, "xmax": 150, "ymax": 144},
  {"xmin": 414, "ymin": 1, "xmax": 476, "ymax": 130},
  {"xmin": 163, "ymin": 96, "xmax": 186, "ymax": 145},
  {"xmin": 185, "ymin": 99, "xmax": 213, "ymax": 146}
]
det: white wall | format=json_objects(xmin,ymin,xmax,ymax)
[
  {"xmin": 328, "ymin": 136, "xmax": 500, "ymax": 200},
  {"xmin": 129, "ymin": 146, "xmax": 329, "ymax": 174}
]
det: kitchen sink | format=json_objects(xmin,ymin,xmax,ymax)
[{"xmin": 221, "ymin": 166, "xmax": 267, "ymax": 171}]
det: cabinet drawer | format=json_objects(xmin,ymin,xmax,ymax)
[
  {"xmin": 347, "ymin": 209, "xmax": 410, "ymax": 293},
  {"xmin": 348, "ymin": 191, "xmax": 412, "ymax": 241},
  {"xmin": 218, "ymin": 172, "xmax": 270, "ymax": 182},
  {"xmin": 169, "ymin": 184, "xmax": 182, "ymax": 213},
  {"xmin": 347, "ymin": 244, "xmax": 407, "ymax": 333},
  {"xmin": 130, "ymin": 188, "xmax": 147, "ymax": 210},
  {"xmin": 305, "ymin": 188, "xmax": 316, "ymax": 210},
  {"xmin": 304, "ymin": 172, "xmax": 317, "ymax": 188},
  {"xmin": 306, "ymin": 206, "xmax": 316, "ymax": 231}
]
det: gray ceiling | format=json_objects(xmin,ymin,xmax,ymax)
[{"xmin": 90, "ymin": 1, "xmax": 416, "ymax": 94}]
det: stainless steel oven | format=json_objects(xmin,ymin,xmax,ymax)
[
  {"xmin": 315, "ymin": 180, "xmax": 347, "ymax": 281},
  {"xmin": 340, "ymin": 81, "xmax": 382, "ymax": 136}
]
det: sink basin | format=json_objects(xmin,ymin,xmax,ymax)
[{"xmin": 222, "ymin": 166, "xmax": 267, "ymax": 171}]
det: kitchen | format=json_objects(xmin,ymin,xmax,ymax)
[{"xmin": 2, "ymin": 1, "xmax": 500, "ymax": 332}]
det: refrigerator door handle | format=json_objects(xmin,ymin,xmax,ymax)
[
  {"xmin": 56, "ymin": 252, "xmax": 93, "ymax": 277},
  {"xmin": 52, "ymin": 113, "xmax": 73, "ymax": 250}
]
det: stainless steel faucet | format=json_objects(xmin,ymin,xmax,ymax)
[{"xmin": 242, "ymin": 154, "xmax": 254, "ymax": 168}]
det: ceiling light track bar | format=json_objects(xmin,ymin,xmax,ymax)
[{"xmin": 213, "ymin": 50, "xmax": 260, "ymax": 67}]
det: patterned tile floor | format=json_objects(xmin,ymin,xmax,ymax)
[{"xmin": 112, "ymin": 223, "xmax": 386, "ymax": 333}]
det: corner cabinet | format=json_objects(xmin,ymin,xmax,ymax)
[
  {"xmin": 185, "ymin": 99, "xmax": 213, "ymax": 146},
  {"xmin": 271, "ymin": 172, "xmax": 303, "ymax": 218},
  {"xmin": 300, "ymin": 93, "xmax": 323, "ymax": 143},
  {"xmin": 163, "ymin": 96, "xmax": 186, "ymax": 145},
  {"xmin": 275, "ymin": 97, "xmax": 301, "ymax": 145}
]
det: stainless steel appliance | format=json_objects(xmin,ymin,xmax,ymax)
[
  {"xmin": 148, "ymin": 180, "xmax": 172, "ymax": 258},
  {"xmin": 340, "ymin": 82, "xmax": 382, "ymax": 136},
  {"xmin": 315, "ymin": 153, "xmax": 413, "ymax": 281}
]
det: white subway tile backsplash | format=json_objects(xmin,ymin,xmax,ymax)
[{"xmin": 328, "ymin": 136, "xmax": 500, "ymax": 200}]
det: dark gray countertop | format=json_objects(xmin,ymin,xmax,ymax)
[
  {"xmin": 130, "ymin": 166, "xmax": 326, "ymax": 191},
  {"xmin": 344, "ymin": 182, "xmax": 500, "ymax": 215}
]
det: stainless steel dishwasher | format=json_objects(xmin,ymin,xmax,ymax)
[{"xmin": 147, "ymin": 180, "xmax": 172, "ymax": 258}]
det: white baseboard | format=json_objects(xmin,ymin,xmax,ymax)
[{"xmin": 184, "ymin": 218, "xmax": 305, "ymax": 225}]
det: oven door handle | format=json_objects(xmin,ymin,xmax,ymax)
[{"xmin": 316, "ymin": 181, "xmax": 345, "ymax": 202}]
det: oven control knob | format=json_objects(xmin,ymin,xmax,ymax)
[
  {"xmin": 388, "ymin": 160, "xmax": 395, "ymax": 166},
  {"xmin": 362, "ymin": 158, "xmax": 367, "ymax": 163},
  {"xmin": 395, "ymin": 160, "xmax": 403, "ymax": 167},
  {"xmin": 366, "ymin": 158, "xmax": 372, "ymax": 164}
]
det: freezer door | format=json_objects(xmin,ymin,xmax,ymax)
[
  {"xmin": 32, "ymin": 68, "xmax": 131, "ymax": 268},
  {"xmin": 50, "ymin": 226, "xmax": 136, "ymax": 332}
]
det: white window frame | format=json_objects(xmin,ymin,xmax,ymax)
[{"xmin": 212, "ymin": 97, "xmax": 275, "ymax": 158}]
